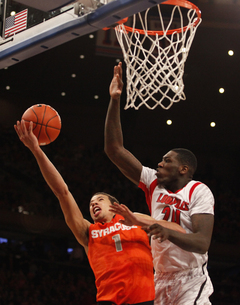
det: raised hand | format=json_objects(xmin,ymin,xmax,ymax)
[
  {"xmin": 109, "ymin": 62, "xmax": 124, "ymax": 99},
  {"xmin": 14, "ymin": 120, "xmax": 39, "ymax": 151}
]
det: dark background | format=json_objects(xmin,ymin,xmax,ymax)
[{"xmin": 0, "ymin": 0, "xmax": 240, "ymax": 304}]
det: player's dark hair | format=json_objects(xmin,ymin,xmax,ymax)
[
  {"xmin": 93, "ymin": 192, "xmax": 119, "ymax": 205},
  {"xmin": 171, "ymin": 148, "xmax": 197, "ymax": 177}
]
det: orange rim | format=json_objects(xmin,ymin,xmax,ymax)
[
  {"xmin": 102, "ymin": 17, "xmax": 128, "ymax": 30},
  {"xmin": 116, "ymin": 0, "xmax": 201, "ymax": 36}
]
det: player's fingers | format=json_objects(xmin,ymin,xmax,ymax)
[
  {"xmin": 113, "ymin": 202, "xmax": 125, "ymax": 210},
  {"xmin": 109, "ymin": 208, "xmax": 118, "ymax": 214},
  {"xmin": 118, "ymin": 62, "xmax": 122, "ymax": 78},
  {"xmin": 152, "ymin": 233, "xmax": 163, "ymax": 240},
  {"xmin": 14, "ymin": 122, "xmax": 21, "ymax": 137},
  {"xmin": 141, "ymin": 226, "xmax": 150, "ymax": 233},
  {"xmin": 21, "ymin": 119, "xmax": 28, "ymax": 134},
  {"xmin": 114, "ymin": 65, "xmax": 119, "ymax": 77},
  {"xmin": 119, "ymin": 204, "xmax": 129, "ymax": 211},
  {"xmin": 118, "ymin": 219, "xmax": 125, "ymax": 224},
  {"xmin": 14, "ymin": 121, "xmax": 20, "ymax": 131},
  {"xmin": 148, "ymin": 223, "xmax": 161, "ymax": 230},
  {"xmin": 110, "ymin": 202, "xmax": 120, "ymax": 209},
  {"xmin": 16, "ymin": 120, "xmax": 23, "ymax": 136},
  {"xmin": 147, "ymin": 227, "xmax": 163, "ymax": 238},
  {"xmin": 15, "ymin": 121, "xmax": 27, "ymax": 142},
  {"xmin": 109, "ymin": 204, "xmax": 122, "ymax": 213},
  {"xmin": 120, "ymin": 203, "xmax": 127, "ymax": 208},
  {"xmin": 160, "ymin": 235, "xmax": 167, "ymax": 242},
  {"xmin": 28, "ymin": 121, "xmax": 33, "ymax": 133}
]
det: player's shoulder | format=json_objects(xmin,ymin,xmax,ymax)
[
  {"xmin": 140, "ymin": 166, "xmax": 157, "ymax": 185},
  {"xmin": 141, "ymin": 165, "xmax": 157, "ymax": 177},
  {"xmin": 185, "ymin": 180, "xmax": 214, "ymax": 200},
  {"xmin": 186, "ymin": 180, "xmax": 209, "ymax": 190},
  {"xmin": 142, "ymin": 165, "xmax": 156, "ymax": 173}
]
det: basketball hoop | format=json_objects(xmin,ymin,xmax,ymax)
[{"xmin": 114, "ymin": 0, "xmax": 202, "ymax": 110}]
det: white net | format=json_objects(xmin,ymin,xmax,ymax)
[{"xmin": 115, "ymin": 1, "xmax": 202, "ymax": 110}]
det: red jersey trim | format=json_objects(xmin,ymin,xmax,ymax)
[
  {"xmin": 139, "ymin": 179, "xmax": 158, "ymax": 214},
  {"xmin": 189, "ymin": 182, "xmax": 202, "ymax": 201}
]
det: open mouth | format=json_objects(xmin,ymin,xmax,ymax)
[{"xmin": 93, "ymin": 207, "xmax": 101, "ymax": 216}]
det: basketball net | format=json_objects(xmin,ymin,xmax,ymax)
[{"xmin": 114, "ymin": 0, "xmax": 202, "ymax": 110}]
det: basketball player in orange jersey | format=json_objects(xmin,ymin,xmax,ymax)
[
  {"xmin": 14, "ymin": 120, "xmax": 185, "ymax": 305},
  {"xmin": 104, "ymin": 62, "xmax": 215, "ymax": 305}
]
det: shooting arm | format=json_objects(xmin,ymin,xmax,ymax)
[
  {"xmin": 14, "ymin": 120, "xmax": 90, "ymax": 251},
  {"xmin": 32, "ymin": 146, "xmax": 90, "ymax": 249}
]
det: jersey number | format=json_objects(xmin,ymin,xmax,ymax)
[
  {"xmin": 162, "ymin": 206, "xmax": 181, "ymax": 225},
  {"xmin": 112, "ymin": 234, "xmax": 123, "ymax": 252}
]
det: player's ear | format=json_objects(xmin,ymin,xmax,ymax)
[{"xmin": 179, "ymin": 165, "xmax": 189, "ymax": 174}]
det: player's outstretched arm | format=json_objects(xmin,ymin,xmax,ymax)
[
  {"xmin": 144, "ymin": 213, "xmax": 214, "ymax": 254},
  {"xmin": 104, "ymin": 62, "xmax": 142, "ymax": 186},
  {"xmin": 109, "ymin": 203, "xmax": 213, "ymax": 253},
  {"xmin": 14, "ymin": 120, "xmax": 90, "ymax": 251},
  {"xmin": 109, "ymin": 203, "xmax": 186, "ymax": 235}
]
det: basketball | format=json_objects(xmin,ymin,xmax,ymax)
[{"xmin": 22, "ymin": 104, "xmax": 61, "ymax": 146}]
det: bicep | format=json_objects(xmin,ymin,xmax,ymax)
[
  {"xmin": 71, "ymin": 218, "xmax": 91, "ymax": 251},
  {"xmin": 191, "ymin": 213, "xmax": 214, "ymax": 247}
]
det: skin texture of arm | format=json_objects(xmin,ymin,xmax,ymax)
[
  {"xmin": 14, "ymin": 120, "xmax": 91, "ymax": 253},
  {"xmin": 144, "ymin": 214, "xmax": 214, "ymax": 254},
  {"xmin": 109, "ymin": 203, "xmax": 213, "ymax": 254},
  {"xmin": 104, "ymin": 62, "xmax": 142, "ymax": 185},
  {"xmin": 109, "ymin": 203, "xmax": 186, "ymax": 238},
  {"xmin": 106, "ymin": 62, "xmax": 214, "ymax": 255}
]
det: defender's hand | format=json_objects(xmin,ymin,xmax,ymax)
[{"xmin": 109, "ymin": 62, "xmax": 124, "ymax": 99}]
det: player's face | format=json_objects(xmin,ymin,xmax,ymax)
[
  {"xmin": 156, "ymin": 151, "xmax": 183, "ymax": 189},
  {"xmin": 89, "ymin": 194, "xmax": 115, "ymax": 223}
]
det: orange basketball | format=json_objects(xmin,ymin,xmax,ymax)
[{"xmin": 22, "ymin": 104, "xmax": 61, "ymax": 146}]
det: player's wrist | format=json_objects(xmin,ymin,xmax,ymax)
[{"xmin": 30, "ymin": 144, "xmax": 42, "ymax": 156}]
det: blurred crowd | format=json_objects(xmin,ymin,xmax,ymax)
[
  {"xmin": 0, "ymin": 124, "xmax": 240, "ymax": 304},
  {"xmin": 0, "ymin": 237, "xmax": 97, "ymax": 305}
]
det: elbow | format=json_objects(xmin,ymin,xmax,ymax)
[
  {"xmin": 198, "ymin": 249, "xmax": 208, "ymax": 255},
  {"xmin": 201, "ymin": 245, "xmax": 210, "ymax": 255},
  {"xmin": 196, "ymin": 241, "xmax": 211, "ymax": 254},
  {"xmin": 104, "ymin": 143, "xmax": 116, "ymax": 155},
  {"xmin": 54, "ymin": 183, "xmax": 69, "ymax": 199},
  {"xmin": 104, "ymin": 144, "xmax": 122, "ymax": 162}
]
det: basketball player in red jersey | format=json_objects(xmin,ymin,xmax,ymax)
[
  {"xmin": 104, "ymin": 62, "xmax": 215, "ymax": 305},
  {"xmin": 14, "ymin": 120, "xmax": 185, "ymax": 305}
]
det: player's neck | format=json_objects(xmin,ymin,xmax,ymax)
[
  {"xmin": 165, "ymin": 179, "xmax": 191, "ymax": 193},
  {"xmin": 96, "ymin": 214, "xmax": 115, "ymax": 224}
]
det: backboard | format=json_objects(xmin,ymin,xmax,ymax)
[{"xmin": 0, "ymin": 0, "xmax": 166, "ymax": 69}]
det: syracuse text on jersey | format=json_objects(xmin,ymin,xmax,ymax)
[{"xmin": 91, "ymin": 223, "xmax": 138, "ymax": 238}]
